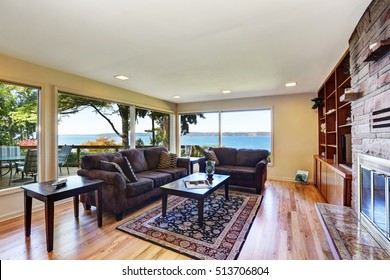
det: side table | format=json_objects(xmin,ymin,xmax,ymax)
[
  {"xmin": 21, "ymin": 175, "xmax": 103, "ymax": 252},
  {"xmin": 181, "ymin": 157, "xmax": 200, "ymax": 174}
]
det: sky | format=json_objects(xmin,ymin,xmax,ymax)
[
  {"xmin": 58, "ymin": 108, "xmax": 151, "ymax": 135},
  {"xmin": 186, "ymin": 110, "xmax": 271, "ymax": 133},
  {"xmin": 58, "ymin": 107, "xmax": 271, "ymax": 135}
]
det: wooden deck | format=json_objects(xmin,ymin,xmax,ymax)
[
  {"xmin": 0, "ymin": 179, "xmax": 333, "ymax": 260},
  {"xmin": 0, "ymin": 167, "xmax": 79, "ymax": 191}
]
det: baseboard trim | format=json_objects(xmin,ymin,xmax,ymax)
[
  {"xmin": 0, "ymin": 198, "xmax": 73, "ymax": 222},
  {"xmin": 268, "ymin": 176, "xmax": 314, "ymax": 184}
]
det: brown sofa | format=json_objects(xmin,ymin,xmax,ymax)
[
  {"xmin": 77, "ymin": 146, "xmax": 190, "ymax": 220},
  {"xmin": 198, "ymin": 147, "xmax": 269, "ymax": 194}
]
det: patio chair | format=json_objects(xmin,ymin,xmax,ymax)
[
  {"xmin": 17, "ymin": 149, "xmax": 38, "ymax": 182},
  {"xmin": 0, "ymin": 146, "xmax": 22, "ymax": 178},
  {"xmin": 58, "ymin": 145, "xmax": 73, "ymax": 175}
]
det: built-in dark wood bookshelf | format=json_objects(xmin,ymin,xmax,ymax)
[
  {"xmin": 314, "ymin": 50, "xmax": 352, "ymax": 206},
  {"xmin": 317, "ymin": 50, "xmax": 352, "ymax": 167}
]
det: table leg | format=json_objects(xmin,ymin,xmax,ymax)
[
  {"xmin": 24, "ymin": 190, "xmax": 32, "ymax": 237},
  {"xmin": 224, "ymin": 181, "xmax": 229, "ymax": 200},
  {"xmin": 73, "ymin": 195, "xmax": 79, "ymax": 218},
  {"xmin": 162, "ymin": 192, "xmax": 168, "ymax": 217},
  {"xmin": 45, "ymin": 197, "xmax": 55, "ymax": 252},
  {"xmin": 198, "ymin": 199, "xmax": 204, "ymax": 227},
  {"xmin": 95, "ymin": 185, "xmax": 103, "ymax": 227}
]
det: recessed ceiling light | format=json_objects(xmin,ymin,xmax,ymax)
[
  {"xmin": 285, "ymin": 82, "xmax": 297, "ymax": 87},
  {"xmin": 114, "ymin": 74, "xmax": 130, "ymax": 80},
  {"xmin": 172, "ymin": 95, "xmax": 181, "ymax": 99},
  {"xmin": 221, "ymin": 90, "xmax": 231, "ymax": 94}
]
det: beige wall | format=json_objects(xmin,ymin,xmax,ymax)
[
  {"xmin": 0, "ymin": 53, "xmax": 176, "ymax": 221},
  {"xmin": 177, "ymin": 92, "xmax": 318, "ymax": 183}
]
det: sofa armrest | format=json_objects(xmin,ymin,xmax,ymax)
[
  {"xmin": 255, "ymin": 158, "xmax": 268, "ymax": 172},
  {"xmin": 255, "ymin": 158, "xmax": 268, "ymax": 191},
  {"xmin": 177, "ymin": 157, "xmax": 190, "ymax": 174},
  {"xmin": 77, "ymin": 169, "xmax": 126, "ymax": 188}
]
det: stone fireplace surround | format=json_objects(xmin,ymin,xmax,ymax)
[
  {"xmin": 349, "ymin": 0, "xmax": 390, "ymax": 212},
  {"xmin": 316, "ymin": 0, "xmax": 390, "ymax": 260}
]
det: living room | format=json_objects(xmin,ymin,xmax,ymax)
[{"xmin": 1, "ymin": 0, "xmax": 389, "ymax": 277}]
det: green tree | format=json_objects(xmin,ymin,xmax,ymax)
[
  {"xmin": 180, "ymin": 114, "xmax": 205, "ymax": 135},
  {"xmin": 0, "ymin": 84, "xmax": 38, "ymax": 145},
  {"xmin": 58, "ymin": 93, "xmax": 205, "ymax": 148},
  {"xmin": 136, "ymin": 108, "xmax": 169, "ymax": 147},
  {"xmin": 58, "ymin": 94, "xmax": 131, "ymax": 147}
]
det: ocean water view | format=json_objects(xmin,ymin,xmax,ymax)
[{"xmin": 58, "ymin": 133, "xmax": 271, "ymax": 151}]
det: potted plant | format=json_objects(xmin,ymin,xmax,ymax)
[{"xmin": 311, "ymin": 97, "xmax": 324, "ymax": 110}]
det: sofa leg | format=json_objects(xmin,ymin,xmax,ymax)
[
  {"xmin": 83, "ymin": 204, "xmax": 91, "ymax": 210},
  {"xmin": 256, "ymin": 187, "xmax": 261, "ymax": 195},
  {"xmin": 115, "ymin": 213, "xmax": 123, "ymax": 221}
]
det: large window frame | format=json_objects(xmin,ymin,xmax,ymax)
[{"xmin": 178, "ymin": 108, "xmax": 273, "ymax": 164}]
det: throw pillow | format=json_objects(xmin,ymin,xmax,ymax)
[
  {"xmin": 100, "ymin": 158, "xmax": 138, "ymax": 183},
  {"xmin": 205, "ymin": 150, "xmax": 220, "ymax": 165},
  {"xmin": 158, "ymin": 151, "xmax": 177, "ymax": 168},
  {"xmin": 113, "ymin": 157, "xmax": 138, "ymax": 182},
  {"xmin": 169, "ymin": 153, "xmax": 177, "ymax": 168},
  {"xmin": 99, "ymin": 160, "xmax": 117, "ymax": 173}
]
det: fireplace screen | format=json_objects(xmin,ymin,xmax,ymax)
[{"xmin": 359, "ymin": 154, "xmax": 390, "ymax": 241}]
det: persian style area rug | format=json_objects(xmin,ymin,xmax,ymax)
[{"xmin": 117, "ymin": 191, "xmax": 262, "ymax": 260}]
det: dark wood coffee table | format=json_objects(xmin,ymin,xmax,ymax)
[
  {"xmin": 160, "ymin": 173, "xmax": 230, "ymax": 227},
  {"xmin": 21, "ymin": 175, "xmax": 103, "ymax": 252}
]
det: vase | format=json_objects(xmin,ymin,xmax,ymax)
[
  {"xmin": 184, "ymin": 145, "xmax": 192, "ymax": 158},
  {"xmin": 205, "ymin": 160, "xmax": 215, "ymax": 180}
]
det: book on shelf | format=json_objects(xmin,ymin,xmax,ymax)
[{"xmin": 184, "ymin": 180, "xmax": 210, "ymax": 189}]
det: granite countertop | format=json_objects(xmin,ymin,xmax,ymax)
[{"xmin": 316, "ymin": 203, "xmax": 390, "ymax": 260}]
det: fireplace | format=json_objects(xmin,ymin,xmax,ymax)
[{"xmin": 358, "ymin": 154, "xmax": 390, "ymax": 242}]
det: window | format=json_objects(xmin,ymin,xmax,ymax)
[
  {"xmin": 57, "ymin": 93, "xmax": 173, "ymax": 177},
  {"xmin": 179, "ymin": 112, "xmax": 219, "ymax": 156},
  {"xmin": 135, "ymin": 108, "xmax": 170, "ymax": 148},
  {"xmin": 221, "ymin": 110, "xmax": 271, "ymax": 151},
  {"xmin": 179, "ymin": 109, "xmax": 272, "ymax": 159},
  {"xmin": 58, "ymin": 93, "xmax": 129, "ymax": 177},
  {"xmin": 0, "ymin": 82, "xmax": 39, "ymax": 190}
]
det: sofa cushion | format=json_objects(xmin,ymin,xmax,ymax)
[
  {"xmin": 155, "ymin": 167, "xmax": 187, "ymax": 180},
  {"xmin": 158, "ymin": 151, "xmax": 177, "ymax": 168},
  {"xmin": 215, "ymin": 165, "xmax": 234, "ymax": 175},
  {"xmin": 81, "ymin": 153, "xmax": 122, "ymax": 170},
  {"xmin": 204, "ymin": 150, "xmax": 220, "ymax": 165},
  {"xmin": 144, "ymin": 146, "xmax": 168, "ymax": 170},
  {"xmin": 236, "ymin": 149, "xmax": 269, "ymax": 167},
  {"xmin": 228, "ymin": 166, "xmax": 256, "ymax": 181},
  {"xmin": 211, "ymin": 147, "xmax": 237, "ymax": 166},
  {"xmin": 137, "ymin": 170, "xmax": 173, "ymax": 187},
  {"xmin": 120, "ymin": 149, "xmax": 149, "ymax": 173},
  {"xmin": 125, "ymin": 177, "xmax": 154, "ymax": 197}
]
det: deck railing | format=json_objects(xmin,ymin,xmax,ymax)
[{"xmin": 19, "ymin": 144, "xmax": 207, "ymax": 167}]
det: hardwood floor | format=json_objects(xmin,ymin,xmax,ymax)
[{"xmin": 0, "ymin": 179, "xmax": 333, "ymax": 260}]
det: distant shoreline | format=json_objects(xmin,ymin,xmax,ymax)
[
  {"xmin": 58, "ymin": 132, "xmax": 272, "ymax": 150},
  {"xmin": 59, "ymin": 131, "xmax": 271, "ymax": 137}
]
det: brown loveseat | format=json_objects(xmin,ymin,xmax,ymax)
[
  {"xmin": 77, "ymin": 146, "xmax": 190, "ymax": 220},
  {"xmin": 198, "ymin": 147, "xmax": 269, "ymax": 194}
]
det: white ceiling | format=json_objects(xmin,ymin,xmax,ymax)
[{"xmin": 0, "ymin": 0, "xmax": 371, "ymax": 103}]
